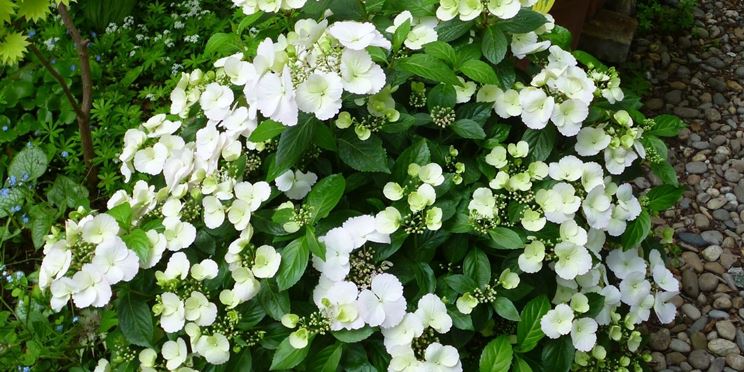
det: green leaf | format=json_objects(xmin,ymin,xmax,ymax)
[
  {"xmin": 306, "ymin": 344, "xmax": 343, "ymax": 372},
  {"xmin": 573, "ymin": 50, "xmax": 607, "ymax": 70},
  {"xmin": 47, "ymin": 175, "xmax": 89, "ymax": 210},
  {"xmin": 313, "ymin": 123, "xmax": 337, "ymax": 151},
  {"xmin": 122, "ymin": 229, "xmax": 152, "ymax": 265},
  {"xmin": 493, "ymin": 296, "xmax": 520, "ymax": 322},
  {"xmin": 228, "ymin": 349, "xmax": 253, "ymax": 372},
  {"xmin": 237, "ymin": 11, "xmax": 263, "ymax": 34},
  {"xmin": 304, "ymin": 226, "xmax": 326, "ymax": 260},
  {"xmin": 249, "ymin": 120, "xmax": 285, "ymax": 142},
  {"xmin": 521, "ymin": 126, "xmax": 556, "ymax": 162},
  {"xmin": 204, "ymin": 32, "xmax": 241, "ymax": 56},
  {"xmin": 338, "ymin": 132, "xmax": 390, "ymax": 173},
  {"xmin": 646, "ymin": 185, "xmax": 684, "ymax": 212},
  {"xmin": 107, "ymin": 203, "xmax": 132, "ymax": 228},
  {"xmin": 497, "ymin": 9, "xmax": 547, "ymax": 33},
  {"xmin": 0, "ymin": 187, "xmax": 24, "ymax": 218},
  {"xmin": 488, "ymin": 227, "xmax": 524, "ymax": 249},
  {"xmin": 397, "ymin": 54, "xmax": 461, "ymax": 86},
  {"xmin": 540, "ymin": 336, "xmax": 574, "ymax": 372},
  {"xmin": 392, "ymin": 138, "xmax": 430, "ymax": 180},
  {"xmin": 424, "ymin": 41, "xmax": 458, "ymax": 66},
  {"xmin": 512, "ymin": 355, "xmax": 533, "ymax": 372},
  {"xmin": 517, "ymin": 295, "xmax": 550, "ymax": 352},
  {"xmin": 464, "ymin": 248, "xmax": 491, "ymax": 286},
  {"xmin": 480, "ymin": 335, "xmax": 513, "ymax": 372},
  {"xmin": 427, "ymin": 83, "xmax": 457, "ymax": 110},
  {"xmin": 458, "ymin": 60, "xmax": 499, "ymax": 85},
  {"xmin": 436, "ymin": 19, "xmax": 474, "ymax": 42},
  {"xmin": 584, "ymin": 292, "xmax": 605, "ymax": 318},
  {"xmin": 651, "ymin": 162, "xmax": 679, "ymax": 186},
  {"xmin": 482, "ymin": 26, "xmax": 508, "ymax": 64},
  {"xmin": 392, "ymin": 19, "xmax": 412, "ymax": 51},
  {"xmin": 621, "ymin": 210, "xmax": 651, "ymax": 249},
  {"xmin": 259, "ymin": 282, "xmax": 291, "ymax": 320},
  {"xmin": 451, "ymin": 119, "xmax": 486, "ymax": 139},
  {"xmin": 29, "ymin": 204, "xmax": 56, "ymax": 249},
  {"xmin": 9, "ymin": 146, "xmax": 47, "ymax": 181},
  {"xmin": 276, "ymin": 238, "xmax": 309, "ymax": 291},
  {"xmin": 333, "ymin": 327, "xmax": 375, "ymax": 343},
  {"xmin": 305, "ymin": 174, "xmax": 345, "ymax": 222},
  {"xmin": 444, "ymin": 274, "xmax": 478, "ymax": 293},
  {"xmin": 271, "ymin": 117, "xmax": 317, "ymax": 180},
  {"xmin": 543, "ymin": 25, "xmax": 572, "ymax": 50},
  {"xmin": 647, "ymin": 114, "xmax": 686, "ymax": 137},
  {"xmin": 118, "ymin": 293, "xmax": 153, "ymax": 348},
  {"xmin": 270, "ymin": 336, "xmax": 313, "ymax": 370}
]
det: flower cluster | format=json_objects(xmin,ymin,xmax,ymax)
[{"xmin": 33, "ymin": 1, "xmax": 686, "ymax": 371}]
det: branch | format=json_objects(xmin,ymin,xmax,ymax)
[
  {"xmin": 27, "ymin": 44, "xmax": 85, "ymax": 120},
  {"xmin": 57, "ymin": 3, "xmax": 97, "ymax": 192}
]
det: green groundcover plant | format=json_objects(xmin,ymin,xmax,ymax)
[{"xmin": 30, "ymin": 0, "xmax": 687, "ymax": 371}]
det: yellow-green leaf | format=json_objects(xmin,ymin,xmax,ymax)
[
  {"xmin": 0, "ymin": 0, "xmax": 16, "ymax": 24},
  {"xmin": 0, "ymin": 32, "xmax": 30, "ymax": 65},
  {"xmin": 17, "ymin": 0, "xmax": 51, "ymax": 23}
]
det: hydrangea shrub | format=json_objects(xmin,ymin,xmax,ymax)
[{"xmin": 38, "ymin": 0, "xmax": 687, "ymax": 371}]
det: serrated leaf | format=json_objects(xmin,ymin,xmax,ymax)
[
  {"xmin": 436, "ymin": 19, "xmax": 474, "ymax": 42},
  {"xmin": 29, "ymin": 204, "xmax": 56, "ymax": 249},
  {"xmin": 270, "ymin": 336, "xmax": 313, "ymax": 370},
  {"xmin": 9, "ymin": 145, "xmax": 47, "ymax": 181},
  {"xmin": 493, "ymin": 296, "xmax": 520, "ymax": 322},
  {"xmin": 397, "ymin": 54, "xmax": 461, "ymax": 86},
  {"xmin": 204, "ymin": 32, "xmax": 241, "ymax": 56},
  {"xmin": 118, "ymin": 293, "xmax": 154, "ymax": 347},
  {"xmin": 332, "ymin": 327, "xmax": 375, "ymax": 343},
  {"xmin": 304, "ymin": 226, "xmax": 326, "ymax": 260},
  {"xmin": 122, "ymin": 229, "xmax": 152, "ymax": 266},
  {"xmin": 521, "ymin": 126, "xmax": 556, "ymax": 162},
  {"xmin": 480, "ymin": 335, "xmax": 513, "ymax": 372},
  {"xmin": 540, "ymin": 336, "xmax": 574, "ymax": 372},
  {"xmin": 424, "ymin": 41, "xmax": 457, "ymax": 66},
  {"xmin": 498, "ymin": 9, "xmax": 547, "ymax": 33},
  {"xmin": 338, "ymin": 132, "xmax": 390, "ymax": 173},
  {"xmin": 464, "ymin": 248, "xmax": 490, "ymax": 286},
  {"xmin": 392, "ymin": 19, "xmax": 411, "ymax": 51},
  {"xmin": 451, "ymin": 119, "xmax": 486, "ymax": 139},
  {"xmin": 482, "ymin": 26, "xmax": 507, "ymax": 64},
  {"xmin": 305, "ymin": 174, "xmax": 345, "ymax": 222},
  {"xmin": 276, "ymin": 238, "xmax": 309, "ymax": 291},
  {"xmin": 237, "ymin": 11, "xmax": 263, "ymax": 34},
  {"xmin": 647, "ymin": 114, "xmax": 686, "ymax": 137},
  {"xmin": 488, "ymin": 227, "xmax": 524, "ymax": 249},
  {"xmin": 250, "ymin": 120, "xmax": 285, "ymax": 142},
  {"xmin": 517, "ymin": 295, "xmax": 550, "ymax": 352},
  {"xmin": 17, "ymin": 0, "xmax": 50, "ymax": 22},
  {"xmin": 270, "ymin": 117, "xmax": 317, "ymax": 179},
  {"xmin": 0, "ymin": 0, "xmax": 17, "ymax": 24},
  {"xmin": 621, "ymin": 210, "xmax": 651, "ymax": 249},
  {"xmin": 646, "ymin": 185, "xmax": 684, "ymax": 212},
  {"xmin": 0, "ymin": 32, "xmax": 29, "ymax": 65},
  {"xmin": 459, "ymin": 60, "xmax": 499, "ymax": 85},
  {"xmin": 47, "ymin": 175, "xmax": 89, "ymax": 210}
]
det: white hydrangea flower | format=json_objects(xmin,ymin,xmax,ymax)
[
  {"xmin": 342, "ymin": 214, "xmax": 391, "ymax": 247},
  {"xmin": 163, "ymin": 217, "xmax": 196, "ymax": 251},
  {"xmin": 252, "ymin": 245, "xmax": 281, "ymax": 278},
  {"xmin": 518, "ymin": 240, "xmax": 546, "ymax": 273},
  {"xmin": 548, "ymin": 156, "xmax": 584, "ymax": 182},
  {"xmin": 202, "ymin": 196, "xmax": 225, "ymax": 229},
  {"xmin": 184, "ymin": 291, "xmax": 218, "ymax": 327},
  {"xmin": 296, "ymin": 72, "xmax": 344, "ymax": 120},
  {"xmin": 275, "ymin": 170, "xmax": 317, "ymax": 200},
  {"xmin": 256, "ymin": 67, "xmax": 299, "ymax": 126},
  {"xmin": 540, "ymin": 303, "xmax": 574, "ymax": 339},
  {"xmin": 39, "ymin": 242, "xmax": 72, "ymax": 289},
  {"xmin": 581, "ymin": 162, "xmax": 605, "ymax": 193},
  {"xmin": 559, "ymin": 220, "xmax": 588, "ymax": 246},
  {"xmin": 328, "ymin": 21, "xmax": 391, "ymax": 50},
  {"xmin": 314, "ymin": 280, "xmax": 364, "ymax": 330},
  {"xmin": 436, "ymin": 0, "xmax": 459, "ymax": 21},
  {"xmin": 358, "ymin": 273, "xmax": 407, "ymax": 328},
  {"xmin": 485, "ymin": 146, "xmax": 508, "ymax": 168},
  {"xmin": 414, "ymin": 294, "xmax": 452, "ymax": 333},
  {"xmin": 190, "ymin": 259, "xmax": 219, "ymax": 281},
  {"xmin": 162, "ymin": 337, "xmax": 188, "ymax": 370},
  {"xmin": 383, "ymin": 182, "xmax": 405, "ymax": 201},
  {"xmin": 551, "ymin": 99, "xmax": 588, "ymax": 136},
  {"xmin": 200, "ymin": 83, "xmax": 234, "ymax": 121},
  {"xmin": 553, "ymin": 242, "xmax": 592, "ymax": 280},
  {"xmin": 486, "ymin": 0, "xmax": 520, "ymax": 19},
  {"xmin": 604, "ymin": 146, "xmax": 638, "ymax": 175},
  {"xmin": 159, "ymin": 292, "xmax": 186, "ymax": 333},
  {"xmin": 619, "ymin": 273, "xmax": 651, "ymax": 306},
  {"xmin": 582, "ymin": 186, "xmax": 613, "ymax": 229},
  {"xmin": 313, "ymin": 227, "xmax": 355, "ymax": 281},
  {"xmin": 493, "ymin": 88, "xmax": 522, "ymax": 118},
  {"xmin": 418, "ymin": 163, "xmax": 445, "ymax": 186},
  {"xmin": 423, "ymin": 343, "xmax": 463, "ymax": 372},
  {"xmin": 653, "ymin": 291, "xmax": 677, "ymax": 324},
  {"xmin": 575, "ymin": 127, "xmax": 612, "ymax": 156},
  {"xmin": 468, "ymin": 187, "xmax": 498, "ymax": 219},
  {"xmin": 519, "ymin": 87, "xmax": 554, "ymax": 129},
  {"xmin": 72, "ymin": 264, "xmax": 112, "ymax": 308},
  {"xmin": 81, "ymin": 214, "xmax": 119, "ymax": 245},
  {"xmin": 606, "ymin": 248, "xmax": 646, "ymax": 280},
  {"xmin": 194, "ymin": 333, "xmax": 230, "ymax": 365},
  {"xmin": 571, "ymin": 317, "xmax": 598, "ymax": 352},
  {"xmin": 50, "ymin": 277, "xmax": 75, "ymax": 312},
  {"xmin": 382, "ymin": 313, "xmax": 425, "ymax": 352},
  {"xmin": 457, "ymin": 0, "xmax": 484, "ymax": 21},
  {"xmin": 511, "ymin": 32, "xmax": 550, "ymax": 59},
  {"xmin": 91, "ymin": 237, "xmax": 139, "ymax": 285},
  {"xmin": 339, "ymin": 49, "xmax": 386, "ymax": 95}
]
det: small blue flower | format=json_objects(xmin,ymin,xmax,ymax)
[
  {"xmin": 51, "ymin": 58, "xmax": 56, "ymax": 64},
  {"xmin": 70, "ymin": 65, "xmax": 77, "ymax": 72},
  {"xmin": 8, "ymin": 176, "xmax": 16, "ymax": 186},
  {"xmin": 91, "ymin": 31, "xmax": 97, "ymax": 38},
  {"xmin": 72, "ymin": 316, "xmax": 79, "ymax": 323},
  {"xmin": 96, "ymin": 55, "xmax": 101, "ymax": 62},
  {"xmin": 22, "ymin": 367, "xmax": 30, "ymax": 372},
  {"xmin": 1, "ymin": 126, "xmax": 7, "ymax": 132},
  {"xmin": 21, "ymin": 173, "xmax": 28, "ymax": 181},
  {"xmin": 0, "ymin": 188, "xmax": 8, "ymax": 197},
  {"xmin": 61, "ymin": 151, "xmax": 69, "ymax": 158},
  {"xmin": 26, "ymin": 142, "xmax": 32, "ymax": 148},
  {"xmin": 10, "ymin": 205, "xmax": 21, "ymax": 213},
  {"xmin": 55, "ymin": 325, "xmax": 63, "ymax": 332},
  {"xmin": 15, "ymin": 271, "xmax": 23, "ymax": 278},
  {"xmin": 21, "ymin": 214, "xmax": 29, "ymax": 224},
  {"xmin": 28, "ymin": 29, "xmax": 36, "ymax": 38}
]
